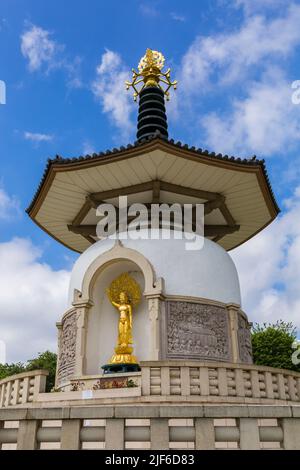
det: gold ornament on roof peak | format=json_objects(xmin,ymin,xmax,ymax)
[{"xmin": 126, "ymin": 48, "xmax": 177, "ymax": 101}]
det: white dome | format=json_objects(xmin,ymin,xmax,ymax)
[{"xmin": 68, "ymin": 230, "xmax": 241, "ymax": 306}]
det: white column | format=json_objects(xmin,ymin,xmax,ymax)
[{"xmin": 147, "ymin": 296, "xmax": 162, "ymax": 360}]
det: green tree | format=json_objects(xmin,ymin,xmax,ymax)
[
  {"xmin": 0, "ymin": 362, "xmax": 26, "ymax": 380},
  {"xmin": 251, "ymin": 320, "xmax": 300, "ymax": 372},
  {"xmin": 0, "ymin": 351, "xmax": 57, "ymax": 392},
  {"xmin": 27, "ymin": 351, "xmax": 57, "ymax": 392}
]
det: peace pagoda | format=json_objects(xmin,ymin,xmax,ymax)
[{"xmin": 1, "ymin": 49, "xmax": 300, "ymax": 451}]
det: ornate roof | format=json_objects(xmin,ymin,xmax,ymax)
[{"xmin": 27, "ymin": 132, "xmax": 279, "ymax": 216}]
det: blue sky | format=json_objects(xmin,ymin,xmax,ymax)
[{"xmin": 1, "ymin": 0, "xmax": 300, "ymax": 361}]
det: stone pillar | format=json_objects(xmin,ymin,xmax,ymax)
[
  {"xmin": 105, "ymin": 419, "xmax": 125, "ymax": 450},
  {"xmin": 195, "ymin": 418, "xmax": 215, "ymax": 449},
  {"xmin": 33, "ymin": 373, "xmax": 47, "ymax": 398},
  {"xmin": 72, "ymin": 299, "xmax": 93, "ymax": 377},
  {"xmin": 17, "ymin": 420, "xmax": 39, "ymax": 450},
  {"xmin": 61, "ymin": 419, "xmax": 81, "ymax": 450},
  {"xmin": 150, "ymin": 418, "xmax": 169, "ymax": 450},
  {"xmin": 226, "ymin": 303, "xmax": 240, "ymax": 363},
  {"xmin": 281, "ymin": 418, "xmax": 300, "ymax": 449},
  {"xmin": 239, "ymin": 418, "xmax": 260, "ymax": 449},
  {"xmin": 147, "ymin": 296, "xmax": 162, "ymax": 360}
]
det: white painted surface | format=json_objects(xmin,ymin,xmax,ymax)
[{"xmin": 68, "ymin": 230, "xmax": 241, "ymax": 306}]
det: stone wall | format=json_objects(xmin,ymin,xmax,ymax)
[{"xmin": 1, "ymin": 404, "xmax": 300, "ymax": 449}]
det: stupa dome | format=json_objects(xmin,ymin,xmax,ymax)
[{"xmin": 68, "ymin": 229, "xmax": 241, "ymax": 307}]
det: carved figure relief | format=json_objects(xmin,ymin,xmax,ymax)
[
  {"xmin": 238, "ymin": 313, "xmax": 253, "ymax": 364},
  {"xmin": 166, "ymin": 301, "xmax": 231, "ymax": 361},
  {"xmin": 57, "ymin": 311, "xmax": 77, "ymax": 383}
]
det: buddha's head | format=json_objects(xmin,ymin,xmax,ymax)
[{"xmin": 119, "ymin": 291, "xmax": 129, "ymax": 303}]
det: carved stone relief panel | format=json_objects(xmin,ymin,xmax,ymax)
[
  {"xmin": 57, "ymin": 311, "xmax": 77, "ymax": 384},
  {"xmin": 164, "ymin": 301, "xmax": 231, "ymax": 361},
  {"xmin": 238, "ymin": 313, "xmax": 253, "ymax": 364}
]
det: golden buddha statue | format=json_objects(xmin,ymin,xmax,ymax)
[{"xmin": 106, "ymin": 273, "xmax": 141, "ymax": 365}]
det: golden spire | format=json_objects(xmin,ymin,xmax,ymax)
[{"xmin": 126, "ymin": 48, "xmax": 177, "ymax": 101}]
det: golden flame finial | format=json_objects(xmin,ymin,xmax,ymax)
[{"xmin": 126, "ymin": 48, "xmax": 177, "ymax": 101}]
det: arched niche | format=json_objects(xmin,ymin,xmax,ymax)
[
  {"xmin": 80, "ymin": 241, "xmax": 162, "ymax": 302},
  {"xmin": 73, "ymin": 242, "xmax": 163, "ymax": 375}
]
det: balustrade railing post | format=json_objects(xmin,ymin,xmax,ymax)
[
  {"xmin": 61, "ymin": 419, "xmax": 81, "ymax": 450},
  {"xmin": 281, "ymin": 418, "xmax": 300, "ymax": 449},
  {"xmin": 195, "ymin": 418, "xmax": 215, "ymax": 449},
  {"xmin": 239, "ymin": 418, "xmax": 260, "ymax": 449},
  {"xmin": 180, "ymin": 367, "xmax": 190, "ymax": 396},
  {"xmin": 199, "ymin": 367, "xmax": 209, "ymax": 396},
  {"xmin": 297, "ymin": 378, "xmax": 300, "ymax": 401},
  {"xmin": 235, "ymin": 368, "xmax": 245, "ymax": 397},
  {"xmin": 250, "ymin": 370, "xmax": 261, "ymax": 398},
  {"xmin": 141, "ymin": 367, "xmax": 151, "ymax": 396},
  {"xmin": 150, "ymin": 418, "xmax": 169, "ymax": 450},
  {"xmin": 277, "ymin": 374, "xmax": 286, "ymax": 400},
  {"xmin": 33, "ymin": 374, "xmax": 47, "ymax": 400},
  {"xmin": 17, "ymin": 420, "xmax": 39, "ymax": 450},
  {"xmin": 264, "ymin": 372, "xmax": 274, "ymax": 399},
  {"xmin": 161, "ymin": 367, "xmax": 170, "ymax": 395},
  {"xmin": 287, "ymin": 375, "xmax": 297, "ymax": 402},
  {"xmin": 11, "ymin": 379, "xmax": 20, "ymax": 406},
  {"xmin": 0, "ymin": 384, "xmax": 4, "ymax": 407},
  {"xmin": 4, "ymin": 382, "xmax": 12, "ymax": 407},
  {"xmin": 218, "ymin": 368, "xmax": 228, "ymax": 396},
  {"xmin": 105, "ymin": 418, "xmax": 125, "ymax": 450},
  {"xmin": 21, "ymin": 377, "xmax": 30, "ymax": 404}
]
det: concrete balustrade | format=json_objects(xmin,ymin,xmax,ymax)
[
  {"xmin": 1, "ymin": 363, "xmax": 300, "ymax": 449},
  {"xmin": 1, "ymin": 362, "xmax": 300, "ymax": 409},
  {"xmin": 140, "ymin": 361, "xmax": 300, "ymax": 404},
  {"xmin": 0, "ymin": 370, "xmax": 48, "ymax": 408},
  {"xmin": 1, "ymin": 405, "xmax": 300, "ymax": 450}
]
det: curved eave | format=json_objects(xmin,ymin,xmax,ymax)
[{"xmin": 26, "ymin": 136, "xmax": 280, "ymax": 253}]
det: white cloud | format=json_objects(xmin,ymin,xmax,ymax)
[
  {"xmin": 0, "ymin": 18, "xmax": 8, "ymax": 33},
  {"xmin": 0, "ymin": 188, "xmax": 20, "ymax": 220},
  {"xmin": 82, "ymin": 140, "xmax": 95, "ymax": 155},
  {"xmin": 231, "ymin": 186, "xmax": 300, "ymax": 332},
  {"xmin": 21, "ymin": 25, "xmax": 58, "ymax": 72},
  {"xmin": 172, "ymin": 5, "xmax": 300, "ymax": 156},
  {"xmin": 233, "ymin": 0, "xmax": 288, "ymax": 15},
  {"xmin": 202, "ymin": 68, "xmax": 300, "ymax": 155},
  {"xmin": 180, "ymin": 4, "xmax": 300, "ymax": 91},
  {"xmin": 20, "ymin": 24, "xmax": 82, "ymax": 88},
  {"xmin": 64, "ymin": 55, "xmax": 83, "ymax": 89},
  {"xmin": 24, "ymin": 131, "xmax": 53, "ymax": 143},
  {"xmin": 0, "ymin": 238, "xmax": 70, "ymax": 362},
  {"xmin": 139, "ymin": 3, "xmax": 159, "ymax": 17},
  {"xmin": 171, "ymin": 12, "xmax": 186, "ymax": 22},
  {"xmin": 92, "ymin": 49, "xmax": 134, "ymax": 140}
]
